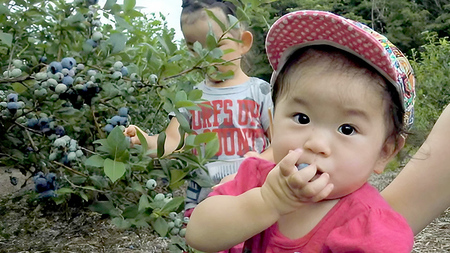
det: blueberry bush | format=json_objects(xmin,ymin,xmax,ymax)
[{"xmin": 0, "ymin": 0, "xmax": 272, "ymax": 251}]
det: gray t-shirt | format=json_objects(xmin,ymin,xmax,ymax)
[{"xmin": 181, "ymin": 77, "xmax": 273, "ymax": 163}]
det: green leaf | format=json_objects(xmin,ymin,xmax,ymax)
[
  {"xmin": 205, "ymin": 9, "xmax": 226, "ymax": 32},
  {"xmin": 123, "ymin": 0, "xmax": 135, "ymax": 12},
  {"xmin": 176, "ymin": 127, "xmax": 185, "ymax": 151},
  {"xmin": 175, "ymin": 90, "xmax": 187, "ymax": 102},
  {"xmin": 56, "ymin": 188, "xmax": 75, "ymax": 194},
  {"xmin": 112, "ymin": 217, "xmax": 132, "ymax": 229},
  {"xmin": 103, "ymin": 158, "xmax": 126, "ymax": 183},
  {"xmin": 135, "ymin": 129, "xmax": 148, "ymax": 155},
  {"xmin": 206, "ymin": 32, "xmax": 217, "ymax": 50},
  {"xmin": 89, "ymin": 201, "xmax": 121, "ymax": 217},
  {"xmin": 106, "ymin": 126, "xmax": 129, "ymax": 159},
  {"xmin": 228, "ymin": 14, "xmax": 240, "ymax": 29},
  {"xmin": 174, "ymin": 110, "xmax": 191, "ymax": 133},
  {"xmin": 156, "ymin": 132, "xmax": 166, "ymax": 158},
  {"xmin": 161, "ymin": 196, "xmax": 184, "ymax": 213},
  {"xmin": 138, "ymin": 194, "xmax": 151, "ymax": 211},
  {"xmin": 204, "ymin": 137, "xmax": 219, "ymax": 159},
  {"xmin": 194, "ymin": 132, "xmax": 218, "ymax": 145},
  {"xmin": 103, "ymin": 0, "xmax": 117, "ymax": 10},
  {"xmin": 151, "ymin": 217, "xmax": 168, "ymax": 237},
  {"xmin": 84, "ymin": 155, "xmax": 105, "ymax": 168},
  {"xmin": 0, "ymin": 31, "xmax": 12, "ymax": 47},
  {"xmin": 11, "ymin": 82, "xmax": 27, "ymax": 94},
  {"xmin": 122, "ymin": 205, "xmax": 139, "ymax": 218},
  {"xmin": 193, "ymin": 41, "xmax": 203, "ymax": 55},
  {"xmin": 175, "ymin": 100, "xmax": 196, "ymax": 109},
  {"xmin": 114, "ymin": 15, "xmax": 134, "ymax": 31},
  {"xmin": 188, "ymin": 89, "xmax": 203, "ymax": 101},
  {"xmin": 108, "ymin": 32, "xmax": 128, "ymax": 54}
]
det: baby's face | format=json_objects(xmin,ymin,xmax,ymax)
[
  {"xmin": 181, "ymin": 8, "xmax": 243, "ymax": 75},
  {"xmin": 271, "ymin": 62, "xmax": 391, "ymax": 199}
]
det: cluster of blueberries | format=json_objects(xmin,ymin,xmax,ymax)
[
  {"xmin": 26, "ymin": 115, "xmax": 65, "ymax": 136},
  {"xmin": 3, "ymin": 93, "xmax": 23, "ymax": 115},
  {"xmin": 33, "ymin": 172, "xmax": 58, "ymax": 199},
  {"xmin": 50, "ymin": 135, "xmax": 84, "ymax": 165},
  {"xmin": 47, "ymin": 57, "xmax": 78, "ymax": 92},
  {"xmin": 104, "ymin": 107, "xmax": 129, "ymax": 133}
]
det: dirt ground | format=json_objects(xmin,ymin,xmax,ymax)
[{"xmin": 0, "ymin": 168, "xmax": 449, "ymax": 253}]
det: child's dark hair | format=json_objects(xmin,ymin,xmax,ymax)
[
  {"xmin": 181, "ymin": 0, "xmax": 238, "ymax": 28},
  {"xmin": 272, "ymin": 46, "xmax": 405, "ymax": 142}
]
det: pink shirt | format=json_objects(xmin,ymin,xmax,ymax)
[{"xmin": 211, "ymin": 157, "xmax": 414, "ymax": 253}]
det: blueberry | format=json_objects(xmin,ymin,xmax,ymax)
[
  {"xmin": 130, "ymin": 73, "xmax": 140, "ymax": 81},
  {"xmin": 35, "ymin": 177, "xmax": 48, "ymax": 193},
  {"xmin": 27, "ymin": 118, "xmax": 39, "ymax": 128},
  {"xmin": 297, "ymin": 163, "xmax": 309, "ymax": 170},
  {"xmin": 171, "ymin": 227, "xmax": 180, "ymax": 235},
  {"xmin": 118, "ymin": 107, "xmax": 128, "ymax": 117},
  {"xmin": 7, "ymin": 93, "xmax": 18, "ymax": 102},
  {"xmin": 146, "ymin": 179, "xmax": 157, "ymax": 190},
  {"xmin": 179, "ymin": 228, "xmax": 186, "ymax": 237},
  {"xmin": 118, "ymin": 116, "xmax": 128, "ymax": 126},
  {"xmin": 62, "ymin": 76, "xmax": 74, "ymax": 86},
  {"xmin": 39, "ymin": 56, "xmax": 47, "ymax": 63},
  {"xmin": 48, "ymin": 61, "xmax": 63, "ymax": 74},
  {"xmin": 111, "ymin": 71, "xmax": 122, "ymax": 80},
  {"xmin": 12, "ymin": 59, "xmax": 23, "ymax": 68},
  {"xmin": 167, "ymin": 221, "xmax": 175, "ymax": 228},
  {"xmin": 87, "ymin": 0, "xmax": 98, "ymax": 5},
  {"xmin": 55, "ymin": 126, "xmax": 65, "ymax": 136},
  {"xmin": 85, "ymin": 39, "xmax": 98, "ymax": 48},
  {"xmin": 46, "ymin": 172, "xmax": 56, "ymax": 182},
  {"xmin": 120, "ymin": 66, "xmax": 128, "ymax": 76},
  {"xmin": 104, "ymin": 124, "xmax": 114, "ymax": 133},
  {"xmin": 61, "ymin": 57, "xmax": 76, "ymax": 69},
  {"xmin": 174, "ymin": 218, "xmax": 183, "ymax": 227},
  {"xmin": 110, "ymin": 115, "xmax": 122, "ymax": 126},
  {"xmin": 7, "ymin": 102, "xmax": 19, "ymax": 114}
]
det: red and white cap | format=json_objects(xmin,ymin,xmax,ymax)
[{"xmin": 266, "ymin": 10, "xmax": 415, "ymax": 129}]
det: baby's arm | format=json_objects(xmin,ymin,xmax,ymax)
[
  {"xmin": 124, "ymin": 117, "xmax": 183, "ymax": 157},
  {"xmin": 381, "ymin": 104, "xmax": 450, "ymax": 234},
  {"xmin": 185, "ymin": 150, "xmax": 333, "ymax": 252}
]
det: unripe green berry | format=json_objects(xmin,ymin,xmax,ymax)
[
  {"xmin": 67, "ymin": 152, "xmax": 77, "ymax": 161},
  {"xmin": 55, "ymin": 83, "xmax": 68, "ymax": 93},
  {"xmin": 170, "ymin": 227, "xmax": 180, "ymax": 235},
  {"xmin": 167, "ymin": 221, "xmax": 175, "ymax": 228},
  {"xmin": 179, "ymin": 228, "xmax": 186, "ymax": 237},
  {"xmin": 146, "ymin": 179, "xmax": 157, "ymax": 190},
  {"xmin": 113, "ymin": 61, "xmax": 123, "ymax": 71},
  {"xmin": 10, "ymin": 68, "xmax": 22, "ymax": 77},
  {"xmin": 154, "ymin": 193, "xmax": 165, "ymax": 201},
  {"xmin": 76, "ymin": 149, "xmax": 83, "ymax": 157},
  {"xmin": 111, "ymin": 71, "xmax": 122, "ymax": 80},
  {"xmin": 92, "ymin": 31, "xmax": 103, "ymax": 41},
  {"xmin": 174, "ymin": 218, "xmax": 183, "ymax": 228},
  {"xmin": 12, "ymin": 59, "xmax": 23, "ymax": 68}
]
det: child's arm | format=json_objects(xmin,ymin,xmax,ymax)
[
  {"xmin": 124, "ymin": 117, "xmax": 183, "ymax": 157},
  {"xmin": 185, "ymin": 150, "xmax": 333, "ymax": 252},
  {"xmin": 381, "ymin": 104, "xmax": 450, "ymax": 234}
]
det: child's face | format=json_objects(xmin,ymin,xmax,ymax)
[
  {"xmin": 271, "ymin": 61, "xmax": 393, "ymax": 199},
  {"xmin": 181, "ymin": 8, "xmax": 244, "ymax": 75}
]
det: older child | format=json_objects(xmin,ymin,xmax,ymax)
[
  {"xmin": 186, "ymin": 10, "xmax": 415, "ymax": 252},
  {"xmin": 124, "ymin": 0, "xmax": 273, "ymax": 219}
]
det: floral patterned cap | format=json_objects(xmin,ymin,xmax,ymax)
[{"xmin": 266, "ymin": 10, "xmax": 415, "ymax": 129}]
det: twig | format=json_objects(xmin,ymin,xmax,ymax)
[
  {"xmin": 63, "ymin": 175, "xmax": 108, "ymax": 193},
  {"xmin": 53, "ymin": 161, "xmax": 89, "ymax": 178}
]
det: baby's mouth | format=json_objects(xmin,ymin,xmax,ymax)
[{"xmin": 297, "ymin": 163, "xmax": 324, "ymax": 181}]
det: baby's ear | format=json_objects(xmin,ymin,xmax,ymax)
[
  {"xmin": 240, "ymin": 31, "xmax": 253, "ymax": 54},
  {"xmin": 374, "ymin": 135, "xmax": 406, "ymax": 174}
]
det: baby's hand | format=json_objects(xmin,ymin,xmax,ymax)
[{"xmin": 260, "ymin": 149, "xmax": 333, "ymax": 216}]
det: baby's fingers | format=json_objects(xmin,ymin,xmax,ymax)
[
  {"xmin": 278, "ymin": 149, "xmax": 304, "ymax": 177},
  {"xmin": 124, "ymin": 125, "xmax": 137, "ymax": 137},
  {"xmin": 291, "ymin": 172, "xmax": 332, "ymax": 201}
]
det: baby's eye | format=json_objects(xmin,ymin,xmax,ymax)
[
  {"xmin": 294, "ymin": 113, "xmax": 310, "ymax": 125},
  {"xmin": 338, "ymin": 124, "xmax": 356, "ymax": 135}
]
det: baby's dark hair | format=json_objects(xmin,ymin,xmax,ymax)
[{"xmin": 272, "ymin": 46, "xmax": 405, "ymax": 143}]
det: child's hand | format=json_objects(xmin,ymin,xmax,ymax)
[
  {"xmin": 123, "ymin": 125, "xmax": 144, "ymax": 145},
  {"xmin": 260, "ymin": 149, "xmax": 334, "ymax": 216}
]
